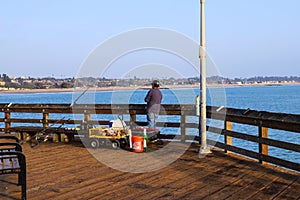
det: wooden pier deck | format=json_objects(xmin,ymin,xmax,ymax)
[{"xmin": 1, "ymin": 141, "xmax": 299, "ymax": 200}]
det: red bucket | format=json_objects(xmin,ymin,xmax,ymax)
[{"xmin": 132, "ymin": 136, "xmax": 144, "ymax": 153}]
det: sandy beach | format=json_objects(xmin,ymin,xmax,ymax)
[
  {"xmin": 0, "ymin": 84, "xmax": 200, "ymax": 94},
  {"xmin": 0, "ymin": 82, "xmax": 299, "ymax": 94}
]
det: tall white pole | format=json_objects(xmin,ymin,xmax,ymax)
[{"xmin": 199, "ymin": 0, "xmax": 211, "ymax": 155}]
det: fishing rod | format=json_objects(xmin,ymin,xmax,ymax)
[
  {"xmin": 4, "ymin": 102, "xmax": 13, "ymax": 108},
  {"xmin": 70, "ymin": 87, "xmax": 90, "ymax": 107},
  {"xmin": 26, "ymin": 87, "xmax": 90, "ymax": 147},
  {"xmin": 29, "ymin": 118, "xmax": 70, "ymax": 148},
  {"xmin": 22, "ymin": 117, "xmax": 66, "ymax": 146},
  {"xmin": 70, "ymin": 86, "xmax": 94, "ymax": 131}
]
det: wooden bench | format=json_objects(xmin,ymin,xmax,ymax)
[{"xmin": 0, "ymin": 135, "xmax": 26, "ymax": 200}]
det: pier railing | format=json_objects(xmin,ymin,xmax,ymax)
[{"xmin": 0, "ymin": 103, "xmax": 299, "ymax": 172}]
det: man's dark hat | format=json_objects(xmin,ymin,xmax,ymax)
[{"xmin": 152, "ymin": 80, "xmax": 160, "ymax": 87}]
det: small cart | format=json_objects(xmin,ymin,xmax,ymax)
[{"xmin": 88, "ymin": 127, "xmax": 129, "ymax": 149}]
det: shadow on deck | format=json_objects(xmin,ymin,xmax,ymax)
[{"xmin": 1, "ymin": 141, "xmax": 299, "ymax": 200}]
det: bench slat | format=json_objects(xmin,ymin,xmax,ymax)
[
  {"xmin": 12, "ymin": 157, "xmax": 20, "ymax": 169},
  {"xmin": 0, "ymin": 136, "xmax": 26, "ymax": 200},
  {"xmin": 0, "ymin": 149, "xmax": 20, "ymax": 171},
  {"xmin": 3, "ymin": 157, "xmax": 11, "ymax": 169}
]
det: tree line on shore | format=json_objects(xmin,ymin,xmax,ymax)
[{"xmin": 0, "ymin": 73, "xmax": 299, "ymax": 90}]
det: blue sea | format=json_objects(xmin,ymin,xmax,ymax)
[{"xmin": 0, "ymin": 85, "xmax": 299, "ymax": 164}]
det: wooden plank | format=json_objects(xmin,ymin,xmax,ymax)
[
  {"xmin": 168, "ymin": 153, "xmax": 261, "ymax": 199},
  {"xmin": 127, "ymin": 149, "xmax": 252, "ymax": 199},
  {"xmin": 117, "ymin": 160, "xmax": 214, "ymax": 199},
  {"xmin": 2, "ymin": 103, "xmax": 300, "ymax": 133},
  {"xmin": 204, "ymin": 167, "xmax": 267, "ymax": 199},
  {"xmin": 28, "ymin": 144, "xmax": 171, "ymax": 200},
  {"xmin": 72, "ymin": 167, "xmax": 175, "ymax": 200},
  {"xmin": 181, "ymin": 159, "xmax": 266, "ymax": 199},
  {"xmin": 27, "ymin": 154, "xmax": 111, "ymax": 199},
  {"xmin": 43, "ymin": 112, "xmax": 49, "ymax": 129},
  {"xmin": 86, "ymin": 151, "xmax": 186, "ymax": 196},
  {"xmin": 180, "ymin": 115, "xmax": 187, "ymax": 142},
  {"xmin": 1, "ymin": 137, "xmax": 299, "ymax": 200},
  {"xmin": 4, "ymin": 111, "xmax": 11, "ymax": 134},
  {"xmin": 131, "ymin": 168, "xmax": 219, "ymax": 199},
  {"xmin": 6, "ymin": 118, "xmax": 42, "ymax": 124},
  {"xmin": 261, "ymin": 154, "xmax": 300, "ymax": 172},
  {"xmin": 225, "ymin": 121, "xmax": 232, "ymax": 153},
  {"xmin": 259, "ymin": 126, "xmax": 268, "ymax": 164},
  {"xmin": 50, "ymin": 173, "xmax": 144, "ymax": 200},
  {"xmin": 249, "ymin": 174, "xmax": 299, "ymax": 199},
  {"xmin": 273, "ymin": 177, "xmax": 300, "ymax": 199},
  {"xmin": 225, "ymin": 174, "xmax": 281, "ymax": 199},
  {"xmin": 210, "ymin": 141, "xmax": 260, "ymax": 160},
  {"xmin": 209, "ymin": 140, "xmax": 300, "ymax": 172},
  {"xmin": 130, "ymin": 112, "xmax": 136, "ymax": 127},
  {"xmin": 30, "ymin": 169, "xmax": 125, "ymax": 200},
  {"xmin": 0, "ymin": 174, "xmax": 22, "ymax": 199},
  {"xmin": 221, "ymin": 129, "xmax": 300, "ymax": 153},
  {"xmin": 223, "ymin": 111, "xmax": 300, "ymax": 133},
  {"xmin": 29, "ymin": 144, "xmax": 180, "ymax": 198}
]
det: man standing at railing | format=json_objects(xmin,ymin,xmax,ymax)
[{"xmin": 144, "ymin": 80, "xmax": 162, "ymax": 128}]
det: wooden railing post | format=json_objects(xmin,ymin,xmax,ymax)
[
  {"xmin": 4, "ymin": 110, "xmax": 11, "ymax": 134},
  {"xmin": 259, "ymin": 126, "xmax": 269, "ymax": 165},
  {"xmin": 84, "ymin": 113, "xmax": 91, "ymax": 122},
  {"xmin": 181, "ymin": 114, "xmax": 187, "ymax": 142},
  {"xmin": 225, "ymin": 121, "xmax": 232, "ymax": 153},
  {"xmin": 43, "ymin": 111, "xmax": 49, "ymax": 129},
  {"xmin": 130, "ymin": 111, "xmax": 137, "ymax": 128}
]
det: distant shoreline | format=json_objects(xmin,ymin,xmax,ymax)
[{"xmin": 0, "ymin": 82, "xmax": 299, "ymax": 94}]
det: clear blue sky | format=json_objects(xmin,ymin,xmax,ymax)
[{"xmin": 0, "ymin": 0, "xmax": 299, "ymax": 78}]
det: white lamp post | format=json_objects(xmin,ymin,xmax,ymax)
[{"xmin": 199, "ymin": 0, "xmax": 211, "ymax": 155}]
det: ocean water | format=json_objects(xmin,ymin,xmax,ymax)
[
  {"xmin": 225, "ymin": 85, "xmax": 300, "ymax": 114},
  {"xmin": 1, "ymin": 85, "xmax": 299, "ymax": 113},
  {"xmin": 0, "ymin": 85, "xmax": 299, "ymax": 163}
]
